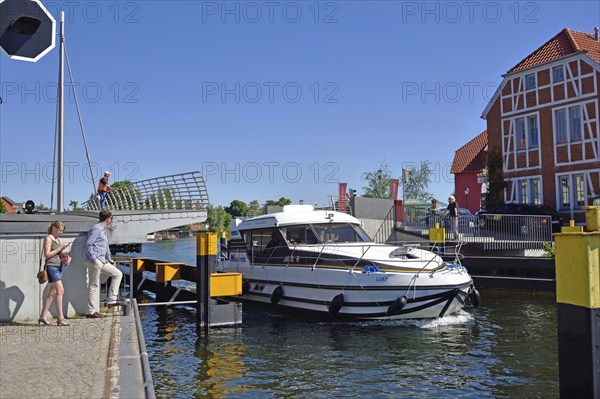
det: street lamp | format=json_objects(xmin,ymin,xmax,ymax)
[{"xmin": 464, "ymin": 187, "xmax": 470, "ymax": 210}]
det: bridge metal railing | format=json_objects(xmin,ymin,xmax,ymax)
[{"xmin": 83, "ymin": 171, "xmax": 209, "ymax": 212}]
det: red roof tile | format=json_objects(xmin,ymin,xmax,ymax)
[
  {"xmin": 451, "ymin": 130, "xmax": 488, "ymax": 174},
  {"xmin": 1, "ymin": 197, "xmax": 16, "ymax": 214},
  {"xmin": 508, "ymin": 28, "xmax": 600, "ymax": 73}
]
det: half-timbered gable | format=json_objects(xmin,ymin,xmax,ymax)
[{"xmin": 483, "ymin": 28, "xmax": 600, "ymax": 222}]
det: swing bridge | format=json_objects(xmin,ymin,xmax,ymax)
[{"xmin": 81, "ymin": 171, "xmax": 209, "ymax": 247}]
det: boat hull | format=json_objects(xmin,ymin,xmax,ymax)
[{"xmin": 222, "ymin": 262, "xmax": 473, "ymax": 320}]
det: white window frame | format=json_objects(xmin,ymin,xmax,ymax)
[
  {"xmin": 554, "ymin": 108, "xmax": 568, "ymax": 144},
  {"xmin": 511, "ymin": 176, "xmax": 542, "ymax": 205},
  {"xmin": 525, "ymin": 73, "xmax": 536, "ymax": 90},
  {"xmin": 559, "ymin": 175, "xmax": 570, "ymax": 210},
  {"xmin": 569, "ymin": 106, "xmax": 582, "ymax": 142},
  {"xmin": 528, "ymin": 115, "xmax": 539, "ymax": 148},
  {"xmin": 531, "ymin": 179, "xmax": 541, "ymax": 205},
  {"xmin": 516, "ymin": 118, "xmax": 526, "ymax": 150},
  {"xmin": 552, "ymin": 65, "xmax": 564, "ymax": 83}
]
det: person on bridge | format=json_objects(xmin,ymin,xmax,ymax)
[
  {"xmin": 97, "ymin": 171, "xmax": 112, "ymax": 210},
  {"xmin": 39, "ymin": 220, "xmax": 72, "ymax": 326},
  {"xmin": 84, "ymin": 210, "xmax": 126, "ymax": 318}
]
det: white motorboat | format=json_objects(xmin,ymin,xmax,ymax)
[{"xmin": 221, "ymin": 205, "xmax": 480, "ymax": 320}]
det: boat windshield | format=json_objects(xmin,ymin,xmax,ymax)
[{"xmin": 311, "ymin": 223, "xmax": 371, "ymax": 243}]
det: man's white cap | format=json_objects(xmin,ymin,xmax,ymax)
[{"xmin": 104, "ymin": 171, "xmax": 111, "ymax": 176}]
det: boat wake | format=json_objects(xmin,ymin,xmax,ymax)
[{"xmin": 352, "ymin": 309, "xmax": 474, "ymax": 329}]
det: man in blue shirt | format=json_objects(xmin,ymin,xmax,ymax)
[{"xmin": 84, "ymin": 210, "xmax": 126, "ymax": 318}]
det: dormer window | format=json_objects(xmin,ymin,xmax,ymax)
[{"xmin": 525, "ymin": 73, "xmax": 536, "ymax": 90}]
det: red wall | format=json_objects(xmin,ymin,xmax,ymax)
[{"xmin": 454, "ymin": 172, "xmax": 482, "ymax": 214}]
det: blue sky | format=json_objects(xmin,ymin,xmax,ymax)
[{"xmin": 1, "ymin": 0, "xmax": 599, "ymax": 209}]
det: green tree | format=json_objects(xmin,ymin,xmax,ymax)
[
  {"xmin": 485, "ymin": 149, "xmax": 506, "ymax": 209},
  {"xmin": 248, "ymin": 200, "xmax": 263, "ymax": 216},
  {"xmin": 68, "ymin": 200, "xmax": 84, "ymax": 211},
  {"xmin": 205, "ymin": 205, "xmax": 233, "ymax": 234},
  {"xmin": 362, "ymin": 161, "xmax": 392, "ymax": 198},
  {"xmin": 264, "ymin": 197, "xmax": 291, "ymax": 207},
  {"xmin": 225, "ymin": 200, "xmax": 249, "ymax": 217},
  {"xmin": 403, "ymin": 161, "xmax": 433, "ymax": 201},
  {"xmin": 0, "ymin": 199, "xmax": 6, "ymax": 214},
  {"xmin": 111, "ymin": 180, "xmax": 143, "ymax": 210}
]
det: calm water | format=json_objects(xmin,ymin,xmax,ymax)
[{"xmin": 136, "ymin": 237, "xmax": 558, "ymax": 399}]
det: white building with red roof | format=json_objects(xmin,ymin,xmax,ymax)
[{"xmin": 482, "ymin": 28, "xmax": 600, "ymax": 222}]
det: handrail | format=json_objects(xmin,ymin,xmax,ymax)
[
  {"xmin": 83, "ymin": 171, "xmax": 209, "ymax": 212},
  {"xmin": 372, "ymin": 204, "xmax": 396, "ymax": 244}
]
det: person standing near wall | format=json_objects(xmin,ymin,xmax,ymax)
[
  {"xmin": 39, "ymin": 220, "xmax": 72, "ymax": 326},
  {"xmin": 84, "ymin": 210, "xmax": 126, "ymax": 318}
]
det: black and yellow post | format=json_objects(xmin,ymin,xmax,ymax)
[
  {"xmin": 197, "ymin": 232, "xmax": 218, "ymax": 335},
  {"xmin": 555, "ymin": 206, "xmax": 600, "ymax": 398}
]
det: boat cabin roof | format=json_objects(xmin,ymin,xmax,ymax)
[{"xmin": 236, "ymin": 205, "xmax": 361, "ymax": 230}]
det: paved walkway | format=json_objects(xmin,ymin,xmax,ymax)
[{"xmin": 0, "ymin": 308, "xmax": 145, "ymax": 399}]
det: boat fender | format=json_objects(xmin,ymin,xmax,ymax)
[
  {"xmin": 270, "ymin": 285, "xmax": 284, "ymax": 305},
  {"xmin": 468, "ymin": 287, "xmax": 481, "ymax": 308},
  {"xmin": 241, "ymin": 280, "xmax": 250, "ymax": 296},
  {"xmin": 387, "ymin": 295, "xmax": 408, "ymax": 315},
  {"xmin": 328, "ymin": 293, "xmax": 344, "ymax": 316}
]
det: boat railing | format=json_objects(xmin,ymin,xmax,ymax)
[
  {"xmin": 328, "ymin": 195, "xmax": 352, "ymax": 214},
  {"xmin": 82, "ymin": 171, "xmax": 209, "ymax": 212},
  {"xmin": 238, "ymin": 241, "xmax": 458, "ymax": 269}
]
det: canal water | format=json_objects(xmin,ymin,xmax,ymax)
[{"xmin": 136, "ymin": 237, "xmax": 558, "ymax": 398}]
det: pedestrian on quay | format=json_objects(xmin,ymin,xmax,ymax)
[
  {"xmin": 427, "ymin": 198, "xmax": 441, "ymax": 228},
  {"xmin": 443, "ymin": 195, "xmax": 460, "ymax": 240},
  {"xmin": 38, "ymin": 220, "xmax": 72, "ymax": 326},
  {"xmin": 97, "ymin": 171, "xmax": 112, "ymax": 210},
  {"xmin": 84, "ymin": 210, "xmax": 126, "ymax": 318}
]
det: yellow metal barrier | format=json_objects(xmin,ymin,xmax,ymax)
[
  {"xmin": 133, "ymin": 257, "xmax": 149, "ymax": 273},
  {"xmin": 555, "ymin": 206, "xmax": 600, "ymax": 397},
  {"xmin": 561, "ymin": 220, "xmax": 584, "ymax": 233},
  {"xmin": 210, "ymin": 273, "xmax": 242, "ymax": 297},
  {"xmin": 155, "ymin": 262, "xmax": 185, "ymax": 283},
  {"xmin": 429, "ymin": 223, "xmax": 445, "ymax": 243}
]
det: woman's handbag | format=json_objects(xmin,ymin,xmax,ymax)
[
  {"xmin": 37, "ymin": 243, "xmax": 48, "ymax": 284},
  {"xmin": 37, "ymin": 267, "xmax": 48, "ymax": 284}
]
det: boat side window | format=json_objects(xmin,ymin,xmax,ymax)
[
  {"xmin": 312, "ymin": 223, "xmax": 365, "ymax": 243},
  {"xmin": 285, "ymin": 225, "xmax": 318, "ymax": 245},
  {"xmin": 243, "ymin": 228, "xmax": 282, "ymax": 255}
]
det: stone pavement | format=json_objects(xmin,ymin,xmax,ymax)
[{"xmin": 0, "ymin": 307, "xmax": 148, "ymax": 399}]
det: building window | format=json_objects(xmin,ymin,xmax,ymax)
[
  {"xmin": 555, "ymin": 109, "xmax": 567, "ymax": 144},
  {"xmin": 528, "ymin": 115, "xmax": 539, "ymax": 147},
  {"xmin": 525, "ymin": 73, "xmax": 536, "ymax": 90},
  {"xmin": 569, "ymin": 106, "xmax": 582, "ymax": 141},
  {"xmin": 574, "ymin": 174, "xmax": 585, "ymax": 207},
  {"xmin": 516, "ymin": 118, "xmax": 526, "ymax": 149},
  {"xmin": 552, "ymin": 66, "xmax": 564, "ymax": 83},
  {"xmin": 559, "ymin": 176, "xmax": 570, "ymax": 209},
  {"xmin": 531, "ymin": 179, "xmax": 541, "ymax": 205},
  {"xmin": 519, "ymin": 180, "xmax": 529, "ymax": 203}
]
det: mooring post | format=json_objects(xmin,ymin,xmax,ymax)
[
  {"xmin": 197, "ymin": 232, "xmax": 217, "ymax": 335},
  {"xmin": 555, "ymin": 206, "xmax": 600, "ymax": 398}
]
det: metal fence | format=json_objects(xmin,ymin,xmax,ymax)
[
  {"xmin": 84, "ymin": 171, "xmax": 209, "ymax": 212},
  {"xmin": 400, "ymin": 206, "xmax": 554, "ymax": 250}
]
